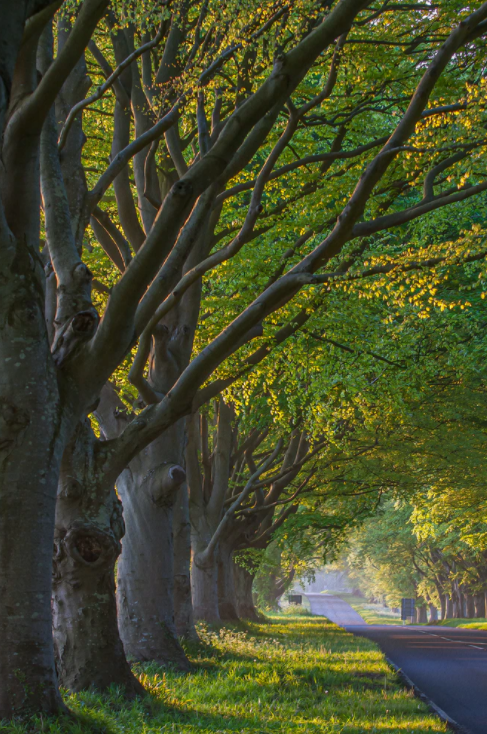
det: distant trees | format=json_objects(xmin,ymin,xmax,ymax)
[{"xmin": 343, "ymin": 496, "xmax": 487, "ymax": 622}]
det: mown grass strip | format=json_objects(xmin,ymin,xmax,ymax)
[
  {"xmin": 436, "ymin": 617, "xmax": 487, "ymax": 630},
  {"xmin": 2, "ymin": 615, "xmax": 447, "ymax": 733}
]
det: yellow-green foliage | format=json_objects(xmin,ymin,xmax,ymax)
[{"xmin": 2, "ymin": 617, "xmax": 446, "ymax": 733}]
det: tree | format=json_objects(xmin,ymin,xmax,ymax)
[{"xmin": 3, "ymin": 0, "xmax": 487, "ymax": 716}]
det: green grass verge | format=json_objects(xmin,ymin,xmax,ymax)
[
  {"xmin": 1, "ymin": 615, "xmax": 447, "ymax": 733},
  {"xmin": 435, "ymin": 618, "xmax": 487, "ymax": 630},
  {"xmin": 331, "ymin": 593, "xmax": 404, "ymax": 626}
]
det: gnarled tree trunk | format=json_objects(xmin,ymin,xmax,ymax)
[
  {"xmin": 117, "ymin": 424, "xmax": 190, "ymax": 669},
  {"xmin": 52, "ymin": 419, "xmax": 142, "ymax": 694},
  {"xmin": 116, "ymin": 309, "xmax": 198, "ymax": 666}
]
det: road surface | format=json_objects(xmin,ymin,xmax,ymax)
[
  {"xmin": 305, "ymin": 592, "xmax": 366, "ymax": 625},
  {"xmin": 305, "ymin": 594, "xmax": 487, "ymax": 734}
]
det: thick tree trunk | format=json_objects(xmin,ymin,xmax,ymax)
[
  {"xmin": 52, "ymin": 420, "xmax": 142, "ymax": 694},
  {"xmin": 233, "ymin": 563, "xmax": 260, "ymax": 620},
  {"xmin": 440, "ymin": 595, "xmax": 447, "ymax": 620},
  {"xmin": 191, "ymin": 547, "xmax": 220, "ymax": 622},
  {"xmin": 217, "ymin": 541, "xmax": 239, "ymax": 621},
  {"xmin": 117, "ymin": 425, "xmax": 190, "ymax": 670},
  {"xmin": 117, "ymin": 315, "xmax": 195, "ymax": 665},
  {"xmin": 174, "ymin": 483, "xmax": 198, "ymax": 639},
  {"xmin": 465, "ymin": 593, "xmax": 476, "ymax": 619},
  {"xmin": 446, "ymin": 596, "xmax": 454, "ymax": 618},
  {"xmin": 0, "ymin": 257, "xmax": 67, "ymax": 716},
  {"xmin": 428, "ymin": 604, "xmax": 438, "ymax": 622},
  {"xmin": 416, "ymin": 606, "xmax": 428, "ymax": 624},
  {"xmin": 474, "ymin": 592, "xmax": 486, "ymax": 618}
]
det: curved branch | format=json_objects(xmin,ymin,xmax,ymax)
[
  {"xmin": 88, "ymin": 100, "xmax": 181, "ymax": 213},
  {"xmin": 13, "ymin": 0, "xmax": 109, "ymax": 135},
  {"xmin": 196, "ymin": 438, "xmax": 283, "ymax": 567},
  {"xmin": 59, "ymin": 23, "xmax": 166, "ymax": 150}
]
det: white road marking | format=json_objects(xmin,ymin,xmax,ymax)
[{"xmin": 417, "ymin": 629, "xmax": 487, "ymax": 650}]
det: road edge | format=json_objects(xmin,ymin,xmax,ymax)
[{"xmin": 385, "ymin": 655, "xmax": 470, "ymax": 734}]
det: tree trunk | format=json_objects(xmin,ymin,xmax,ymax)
[
  {"xmin": 465, "ymin": 593, "xmax": 476, "ymax": 619},
  {"xmin": 428, "ymin": 604, "xmax": 438, "ymax": 622},
  {"xmin": 52, "ymin": 419, "xmax": 143, "ymax": 694},
  {"xmin": 233, "ymin": 563, "xmax": 260, "ymax": 620},
  {"xmin": 440, "ymin": 594, "xmax": 447, "ymax": 620},
  {"xmin": 218, "ymin": 541, "xmax": 239, "ymax": 621},
  {"xmin": 0, "ymin": 261, "xmax": 67, "ymax": 716},
  {"xmin": 446, "ymin": 596, "xmax": 454, "ymax": 619},
  {"xmin": 117, "ymin": 314, "xmax": 196, "ymax": 665},
  {"xmin": 191, "ymin": 546, "xmax": 220, "ymax": 622},
  {"xmin": 416, "ymin": 605, "xmax": 428, "ymax": 624},
  {"xmin": 474, "ymin": 592, "xmax": 486, "ymax": 618},
  {"xmin": 173, "ymin": 482, "xmax": 198, "ymax": 639},
  {"xmin": 117, "ymin": 426, "xmax": 190, "ymax": 669},
  {"xmin": 452, "ymin": 584, "xmax": 463, "ymax": 618}
]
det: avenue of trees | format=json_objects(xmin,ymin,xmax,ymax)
[{"xmin": 2, "ymin": 0, "xmax": 487, "ymax": 720}]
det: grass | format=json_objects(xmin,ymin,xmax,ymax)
[
  {"xmin": 331, "ymin": 594, "xmax": 404, "ymax": 626},
  {"xmin": 1, "ymin": 615, "xmax": 447, "ymax": 734},
  {"xmin": 435, "ymin": 617, "xmax": 487, "ymax": 630}
]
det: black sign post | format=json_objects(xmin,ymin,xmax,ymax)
[{"xmin": 401, "ymin": 598, "xmax": 415, "ymax": 623}]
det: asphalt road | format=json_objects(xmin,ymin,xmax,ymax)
[
  {"xmin": 305, "ymin": 592, "xmax": 366, "ymax": 625},
  {"xmin": 354, "ymin": 625, "xmax": 487, "ymax": 734},
  {"xmin": 304, "ymin": 594, "xmax": 487, "ymax": 734}
]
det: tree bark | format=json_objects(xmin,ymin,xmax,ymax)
[
  {"xmin": 428, "ymin": 604, "xmax": 438, "ymax": 622},
  {"xmin": 174, "ymin": 482, "xmax": 198, "ymax": 639},
  {"xmin": 116, "ymin": 423, "xmax": 190, "ymax": 669},
  {"xmin": 191, "ymin": 541, "xmax": 220, "ymax": 622},
  {"xmin": 217, "ymin": 541, "xmax": 239, "ymax": 621},
  {"xmin": 474, "ymin": 592, "xmax": 486, "ymax": 618},
  {"xmin": 116, "ymin": 315, "xmax": 195, "ymax": 668},
  {"xmin": 233, "ymin": 563, "xmax": 260, "ymax": 621},
  {"xmin": 0, "ymin": 194, "xmax": 67, "ymax": 715},
  {"xmin": 465, "ymin": 593, "xmax": 476, "ymax": 619},
  {"xmin": 452, "ymin": 583, "xmax": 463, "ymax": 618},
  {"xmin": 416, "ymin": 606, "xmax": 428, "ymax": 624},
  {"xmin": 439, "ymin": 594, "xmax": 447, "ymax": 621},
  {"xmin": 446, "ymin": 596, "xmax": 454, "ymax": 618},
  {"xmin": 52, "ymin": 419, "xmax": 143, "ymax": 694},
  {"xmin": 0, "ymin": 342, "xmax": 67, "ymax": 717}
]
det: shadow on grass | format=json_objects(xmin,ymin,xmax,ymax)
[{"xmin": 2, "ymin": 616, "xmax": 445, "ymax": 734}]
